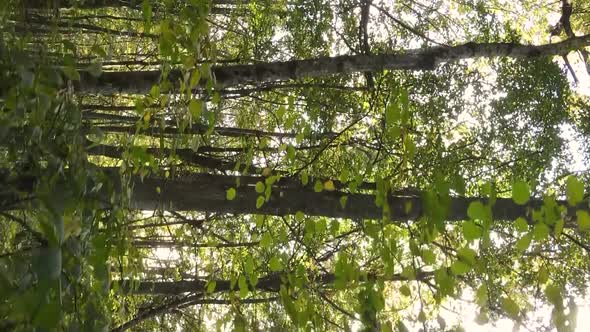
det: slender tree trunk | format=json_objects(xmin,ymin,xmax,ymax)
[
  {"xmin": 111, "ymin": 294, "xmax": 273, "ymax": 332},
  {"xmin": 118, "ymin": 270, "xmax": 434, "ymax": 295},
  {"xmin": 23, "ymin": 0, "xmax": 242, "ymax": 9},
  {"xmin": 131, "ymin": 239, "xmax": 259, "ymax": 248},
  {"xmin": 86, "ymin": 142, "xmax": 262, "ymax": 173},
  {"xmin": 75, "ymin": 35, "xmax": 590, "ymax": 93}
]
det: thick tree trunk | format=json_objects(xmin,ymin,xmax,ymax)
[
  {"xmin": 4, "ymin": 168, "xmax": 583, "ymax": 224},
  {"xmin": 124, "ymin": 171, "xmax": 580, "ymax": 225},
  {"xmin": 76, "ymin": 35, "xmax": 590, "ymax": 93}
]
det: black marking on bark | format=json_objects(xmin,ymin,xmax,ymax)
[
  {"xmin": 527, "ymin": 48, "xmax": 543, "ymax": 57},
  {"xmin": 336, "ymin": 60, "xmax": 345, "ymax": 73},
  {"xmin": 287, "ymin": 61, "xmax": 297, "ymax": 79}
]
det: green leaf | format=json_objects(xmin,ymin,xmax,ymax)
[
  {"xmin": 212, "ymin": 92, "xmax": 221, "ymax": 104},
  {"xmin": 566, "ymin": 176, "xmax": 584, "ymax": 206},
  {"xmin": 545, "ymin": 284, "xmax": 562, "ymax": 307},
  {"xmin": 150, "ymin": 84, "xmax": 160, "ymax": 98},
  {"xmin": 511, "ymin": 181, "xmax": 530, "ymax": 205},
  {"xmin": 402, "ymin": 266, "xmax": 416, "ymax": 280},
  {"xmin": 538, "ymin": 267, "xmax": 549, "ymax": 284},
  {"xmin": 514, "ymin": 217, "xmax": 529, "ymax": 232},
  {"xmin": 314, "ymin": 180, "xmax": 323, "ymax": 192},
  {"xmin": 206, "ymin": 280, "xmax": 216, "ymax": 293},
  {"xmin": 189, "ymin": 99, "xmax": 202, "ymax": 118},
  {"xmin": 421, "ymin": 250, "xmax": 436, "ymax": 265},
  {"xmin": 467, "ymin": 201, "xmax": 486, "ymax": 220},
  {"xmin": 238, "ymin": 275, "xmax": 249, "ymax": 298},
  {"xmin": 400, "ymin": 284, "xmax": 411, "ymax": 297},
  {"xmin": 501, "ymin": 297, "xmax": 519, "ymax": 319},
  {"xmin": 245, "ymin": 255, "xmax": 255, "ymax": 275},
  {"xmin": 286, "ymin": 145, "xmax": 296, "ymax": 162},
  {"xmin": 301, "ymin": 172, "xmax": 309, "ymax": 186},
  {"xmin": 339, "ymin": 196, "xmax": 348, "ymax": 209},
  {"xmin": 190, "ymin": 70, "xmax": 201, "ymax": 88},
  {"xmin": 339, "ymin": 169, "xmax": 349, "ymax": 183},
  {"xmin": 90, "ymin": 44, "xmax": 107, "ymax": 58},
  {"xmin": 457, "ymin": 247, "xmax": 477, "ymax": 265},
  {"xmin": 295, "ymin": 211, "xmax": 305, "ymax": 222},
  {"xmin": 255, "ymin": 215, "xmax": 265, "ymax": 227},
  {"xmin": 256, "ymin": 196, "xmax": 265, "ymax": 209},
  {"xmin": 226, "ymin": 188, "xmax": 236, "ymax": 200},
  {"xmin": 476, "ymin": 285, "xmax": 488, "ymax": 306},
  {"xmin": 142, "ymin": 0, "xmax": 152, "ymax": 31},
  {"xmin": 554, "ymin": 218, "xmax": 564, "ymax": 239},
  {"xmin": 516, "ymin": 234, "xmax": 532, "ymax": 252},
  {"xmin": 269, "ymin": 256, "xmax": 283, "ymax": 271},
  {"xmin": 533, "ymin": 223, "xmax": 550, "ymax": 242},
  {"xmin": 418, "ymin": 311, "xmax": 427, "ymax": 322},
  {"xmin": 462, "ymin": 220, "xmax": 482, "ymax": 240},
  {"xmin": 450, "ymin": 260, "xmax": 471, "ymax": 275},
  {"xmin": 33, "ymin": 299, "xmax": 61, "ymax": 329},
  {"xmin": 62, "ymin": 66, "xmax": 80, "ymax": 81},
  {"xmin": 576, "ymin": 210, "xmax": 590, "ymax": 232},
  {"xmin": 255, "ymin": 181, "xmax": 265, "ymax": 193},
  {"xmin": 260, "ymin": 232, "xmax": 272, "ymax": 248}
]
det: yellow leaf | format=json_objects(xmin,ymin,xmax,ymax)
[
  {"xmin": 323, "ymin": 180, "xmax": 335, "ymax": 191},
  {"xmin": 63, "ymin": 215, "xmax": 81, "ymax": 239},
  {"xmin": 262, "ymin": 167, "xmax": 272, "ymax": 177}
]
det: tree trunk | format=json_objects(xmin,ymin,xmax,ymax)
[
  {"xmin": 75, "ymin": 35, "xmax": 590, "ymax": 93},
  {"xmin": 124, "ymin": 171, "xmax": 580, "ymax": 225},
  {"xmin": 118, "ymin": 270, "xmax": 434, "ymax": 295},
  {"xmin": 23, "ymin": 0, "xmax": 241, "ymax": 9}
]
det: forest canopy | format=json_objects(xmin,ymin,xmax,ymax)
[{"xmin": 1, "ymin": 0, "xmax": 590, "ymax": 331}]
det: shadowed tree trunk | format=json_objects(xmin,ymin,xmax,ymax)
[
  {"xmin": 122, "ymin": 171, "xmax": 581, "ymax": 225},
  {"xmin": 118, "ymin": 270, "xmax": 435, "ymax": 295},
  {"xmin": 3, "ymin": 168, "xmax": 584, "ymax": 224}
]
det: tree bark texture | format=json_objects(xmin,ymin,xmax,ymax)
[
  {"xmin": 123, "ymin": 171, "xmax": 581, "ymax": 225},
  {"xmin": 75, "ymin": 35, "xmax": 590, "ymax": 93}
]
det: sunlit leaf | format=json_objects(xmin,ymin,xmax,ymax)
[
  {"xmin": 206, "ymin": 280, "xmax": 216, "ymax": 293},
  {"xmin": 450, "ymin": 261, "xmax": 471, "ymax": 275},
  {"xmin": 226, "ymin": 188, "xmax": 236, "ymax": 200},
  {"xmin": 512, "ymin": 180, "xmax": 530, "ymax": 205},
  {"xmin": 238, "ymin": 275, "xmax": 249, "ymax": 298},
  {"xmin": 566, "ymin": 176, "xmax": 584, "ymax": 206},
  {"xmin": 255, "ymin": 182, "xmax": 265, "ymax": 193},
  {"xmin": 501, "ymin": 297, "xmax": 519, "ymax": 319},
  {"xmin": 323, "ymin": 180, "xmax": 335, "ymax": 191},
  {"xmin": 576, "ymin": 210, "xmax": 590, "ymax": 232},
  {"xmin": 514, "ymin": 217, "xmax": 529, "ymax": 232},
  {"xmin": 269, "ymin": 256, "xmax": 283, "ymax": 271},
  {"xmin": 462, "ymin": 220, "xmax": 482, "ymax": 240},
  {"xmin": 189, "ymin": 99, "xmax": 202, "ymax": 118},
  {"xmin": 256, "ymin": 196, "xmax": 265, "ymax": 209}
]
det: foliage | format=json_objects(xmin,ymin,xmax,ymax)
[{"xmin": 1, "ymin": 0, "xmax": 590, "ymax": 331}]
